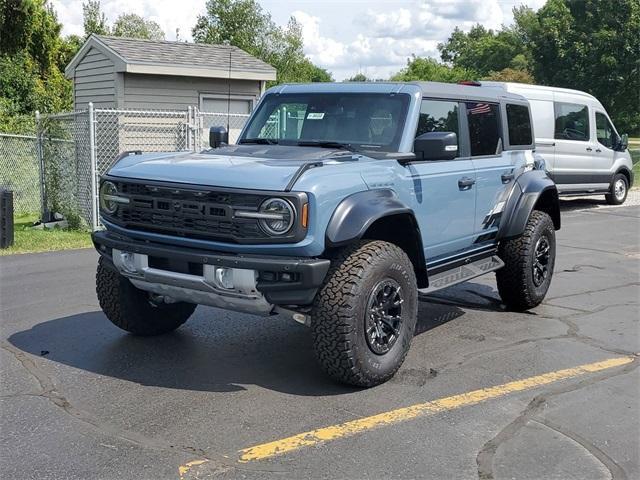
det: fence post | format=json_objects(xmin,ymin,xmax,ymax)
[
  {"xmin": 88, "ymin": 102, "xmax": 98, "ymax": 231},
  {"xmin": 35, "ymin": 110, "xmax": 49, "ymax": 223}
]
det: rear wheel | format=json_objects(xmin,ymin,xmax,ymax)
[
  {"xmin": 96, "ymin": 257, "xmax": 196, "ymax": 336},
  {"xmin": 605, "ymin": 173, "xmax": 628, "ymax": 205},
  {"xmin": 496, "ymin": 210, "xmax": 556, "ymax": 311},
  {"xmin": 311, "ymin": 240, "xmax": 418, "ymax": 387}
]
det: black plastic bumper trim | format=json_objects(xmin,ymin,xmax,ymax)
[{"xmin": 92, "ymin": 230, "xmax": 330, "ymax": 305}]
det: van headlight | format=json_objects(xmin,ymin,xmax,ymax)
[
  {"xmin": 258, "ymin": 198, "xmax": 295, "ymax": 235},
  {"xmin": 99, "ymin": 181, "xmax": 128, "ymax": 214}
]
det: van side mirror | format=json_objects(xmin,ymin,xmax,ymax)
[
  {"xmin": 617, "ymin": 133, "xmax": 629, "ymax": 151},
  {"xmin": 413, "ymin": 132, "xmax": 458, "ymax": 161},
  {"xmin": 209, "ymin": 126, "xmax": 229, "ymax": 148}
]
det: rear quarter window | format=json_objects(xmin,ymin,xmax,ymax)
[{"xmin": 506, "ymin": 104, "xmax": 532, "ymax": 146}]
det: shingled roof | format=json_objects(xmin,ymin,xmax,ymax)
[{"xmin": 65, "ymin": 34, "xmax": 277, "ymax": 81}]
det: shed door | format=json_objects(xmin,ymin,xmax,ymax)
[{"xmin": 201, "ymin": 97, "xmax": 252, "ymax": 114}]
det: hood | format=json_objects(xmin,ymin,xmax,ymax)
[{"xmin": 107, "ymin": 145, "xmax": 362, "ymax": 191}]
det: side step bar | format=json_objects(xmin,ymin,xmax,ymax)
[{"xmin": 419, "ymin": 255, "xmax": 504, "ymax": 294}]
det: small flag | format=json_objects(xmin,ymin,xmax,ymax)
[{"xmin": 468, "ymin": 103, "xmax": 492, "ymax": 115}]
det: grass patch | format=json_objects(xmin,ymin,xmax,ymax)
[
  {"xmin": 0, "ymin": 213, "xmax": 92, "ymax": 256},
  {"xmin": 631, "ymin": 148, "xmax": 640, "ymax": 181}
]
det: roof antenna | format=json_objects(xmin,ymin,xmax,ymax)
[{"xmin": 226, "ymin": 46, "xmax": 232, "ymax": 133}]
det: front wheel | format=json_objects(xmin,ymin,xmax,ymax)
[
  {"xmin": 311, "ymin": 240, "xmax": 418, "ymax": 387},
  {"xmin": 96, "ymin": 257, "xmax": 196, "ymax": 336},
  {"xmin": 605, "ymin": 173, "xmax": 628, "ymax": 205},
  {"xmin": 496, "ymin": 210, "xmax": 556, "ymax": 311}
]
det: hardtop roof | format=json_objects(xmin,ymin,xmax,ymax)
[{"xmin": 267, "ymin": 81, "xmax": 527, "ymax": 103}]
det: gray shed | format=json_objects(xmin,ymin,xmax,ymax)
[{"xmin": 64, "ymin": 34, "xmax": 277, "ymax": 113}]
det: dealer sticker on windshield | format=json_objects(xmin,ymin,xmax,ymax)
[{"xmin": 307, "ymin": 112, "xmax": 325, "ymax": 120}]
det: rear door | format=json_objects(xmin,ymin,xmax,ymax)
[
  {"xmin": 465, "ymin": 101, "xmax": 516, "ymax": 241},
  {"xmin": 408, "ymin": 98, "xmax": 476, "ymax": 260}
]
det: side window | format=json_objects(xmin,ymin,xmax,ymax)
[
  {"xmin": 466, "ymin": 102, "xmax": 501, "ymax": 156},
  {"xmin": 554, "ymin": 102, "xmax": 589, "ymax": 141},
  {"xmin": 416, "ymin": 100, "xmax": 459, "ymax": 155},
  {"xmin": 506, "ymin": 104, "xmax": 532, "ymax": 146},
  {"xmin": 595, "ymin": 112, "xmax": 615, "ymax": 149}
]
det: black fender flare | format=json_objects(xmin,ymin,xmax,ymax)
[
  {"xmin": 325, "ymin": 189, "xmax": 418, "ymax": 247},
  {"xmin": 615, "ymin": 166, "xmax": 634, "ymax": 188},
  {"xmin": 497, "ymin": 170, "xmax": 561, "ymax": 240}
]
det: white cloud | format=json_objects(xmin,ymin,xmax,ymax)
[
  {"xmin": 50, "ymin": 0, "xmax": 548, "ymax": 80},
  {"xmin": 50, "ymin": 0, "xmax": 205, "ymax": 40}
]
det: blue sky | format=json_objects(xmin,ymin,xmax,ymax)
[{"xmin": 51, "ymin": 0, "xmax": 546, "ymax": 80}]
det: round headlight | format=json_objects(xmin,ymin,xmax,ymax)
[
  {"xmin": 258, "ymin": 198, "xmax": 295, "ymax": 235},
  {"xmin": 99, "ymin": 181, "xmax": 119, "ymax": 214}
]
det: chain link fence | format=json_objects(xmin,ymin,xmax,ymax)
[
  {"xmin": 0, "ymin": 133, "xmax": 41, "ymax": 214},
  {"xmin": 0, "ymin": 105, "xmax": 249, "ymax": 229}
]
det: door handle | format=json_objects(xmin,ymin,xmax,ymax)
[
  {"xmin": 501, "ymin": 173, "xmax": 515, "ymax": 184},
  {"xmin": 458, "ymin": 177, "xmax": 475, "ymax": 190},
  {"xmin": 595, "ymin": 148, "xmax": 602, "ymax": 153},
  {"xmin": 586, "ymin": 147, "xmax": 593, "ymax": 152}
]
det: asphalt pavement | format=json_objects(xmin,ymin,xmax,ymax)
[{"xmin": 1, "ymin": 198, "xmax": 638, "ymax": 480}]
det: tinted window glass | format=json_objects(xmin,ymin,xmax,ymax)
[
  {"xmin": 242, "ymin": 93, "xmax": 410, "ymax": 152},
  {"xmin": 595, "ymin": 112, "xmax": 615, "ymax": 149},
  {"xmin": 466, "ymin": 102, "xmax": 501, "ymax": 156},
  {"xmin": 416, "ymin": 99, "xmax": 459, "ymax": 155},
  {"xmin": 506, "ymin": 104, "xmax": 532, "ymax": 146},
  {"xmin": 554, "ymin": 102, "xmax": 589, "ymax": 141}
]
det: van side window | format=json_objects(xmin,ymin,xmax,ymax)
[
  {"xmin": 554, "ymin": 102, "xmax": 589, "ymax": 141},
  {"xmin": 595, "ymin": 112, "xmax": 616, "ymax": 149},
  {"xmin": 466, "ymin": 102, "xmax": 500, "ymax": 156},
  {"xmin": 417, "ymin": 99, "xmax": 459, "ymax": 155},
  {"xmin": 506, "ymin": 104, "xmax": 532, "ymax": 146}
]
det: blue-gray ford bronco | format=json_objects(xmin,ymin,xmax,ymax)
[{"xmin": 92, "ymin": 82, "xmax": 560, "ymax": 387}]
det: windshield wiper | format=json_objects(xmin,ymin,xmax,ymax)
[
  {"xmin": 296, "ymin": 141, "xmax": 357, "ymax": 152},
  {"xmin": 238, "ymin": 138, "xmax": 279, "ymax": 145}
]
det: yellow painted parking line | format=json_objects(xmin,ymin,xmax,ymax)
[
  {"xmin": 178, "ymin": 459, "xmax": 208, "ymax": 480},
  {"xmin": 237, "ymin": 356, "xmax": 634, "ymax": 462}
]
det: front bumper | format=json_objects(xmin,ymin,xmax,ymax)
[{"xmin": 92, "ymin": 230, "xmax": 330, "ymax": 313}]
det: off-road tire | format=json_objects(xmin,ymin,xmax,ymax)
[
  {"xmin": 496, "ymin": 210, "xmax": 556, "ymax": 311},
  {"xmin": 311, "ymin": 240, "xmax": 418, "ymax": 387},
  {"xmin": 605, "ymin": 173, "xmax": 628, "ymax": 205},
  {"xmin": 96, "ymin": 257, "xmax": 196, "ymax": 336}
]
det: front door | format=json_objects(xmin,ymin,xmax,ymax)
[
  {"xmin": 552, "ymin": 101, "xmax": 601, "ymax": 191},
  {"xmin": 406, "ymin": 99, "xmax": 477, "ymax": 260}
]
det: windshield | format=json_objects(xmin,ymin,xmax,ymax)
[{"xmin": 240, "ymin": 93, "xmax": 411, "ymax": 152}]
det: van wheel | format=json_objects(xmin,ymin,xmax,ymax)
[
  {"xmin": 311, "ymin": 240, "xmax": 418, "ymax": 387},
  {"xmin": 496, "ymin": 210, "xmax": 556, "ymax": 312},
  {"xmin": 96, "ymin": 257, "xmax": 196, "ymax": 336},
  {"xmin": 605, "ymin": 174, "xmax": 628, "ymax": 205}
]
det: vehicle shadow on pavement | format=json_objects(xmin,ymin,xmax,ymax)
[{"xmin": 6, "ymin": 286, "xmax": 502, "ymax": 395}]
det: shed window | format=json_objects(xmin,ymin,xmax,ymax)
[
  {"xmin": 466, "ymin": 102, "xmax": 501, "ymax": 156},
  {"xmin": 506, "ymin": 104, "xmax": 532, "ymax": 146},
  {"xmin": 554, "ymin": 102, "xmax": 589, "ymax": 141}
]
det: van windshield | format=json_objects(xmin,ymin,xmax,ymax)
[{"xmin": 239, "ymin": 93, "xmax": 411, "ymax": 152}]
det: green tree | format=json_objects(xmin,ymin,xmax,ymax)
[
  {"xmin": 113, "ymin": 13, "xmax": 165, "ymax": 40},
  {"xmin": 346, "ymin": 73, "xmax": 370, "ymax": 82},
  {"xmin": 483, "ymin": 67, "xmax": 535, "ymax": 84},
  {"xmin": 82, "ymin": 0, "xmax": 109, "ymax": 37},
  {"xmin": 0, "ymin": 0, "xmax": 72, "ymax": 129},
  {"xmin": 390, "ymin": 56, "xmax": 476, "ymax": 83},
  {"xmin": 517, "ymin": 0, "xmax": 640, "ymax": 134},
  {"xmin": 192, "ymin": 0, "xmax": 332, "ymax": 84},
  {"xmin": 438, "ymin": 25, "xmax": 528, "ymax": 77}
]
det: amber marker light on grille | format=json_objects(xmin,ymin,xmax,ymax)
[{"xmin": 301, "ymin": 203, "xmax": 309, "ymax": 228}]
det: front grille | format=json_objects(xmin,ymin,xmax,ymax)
[{"xmin": 105, "ymin": 180, "xmax": 277, "ymax": 243}]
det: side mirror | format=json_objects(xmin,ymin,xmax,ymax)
[
  {"xmin": 617, "ymin": 133, "xmax": 629, "ymax": 151},
  {"xmin": 209, "ymin": 126, "xmax": 229, "ymax": 148},
  {"xmin": 413, "ymin": 132, "xmax": 458, "ymax": 161}
]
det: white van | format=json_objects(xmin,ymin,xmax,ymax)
[{"xmin": 482, "ymin": 82, "xmax": 634, "ymax": 204}]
